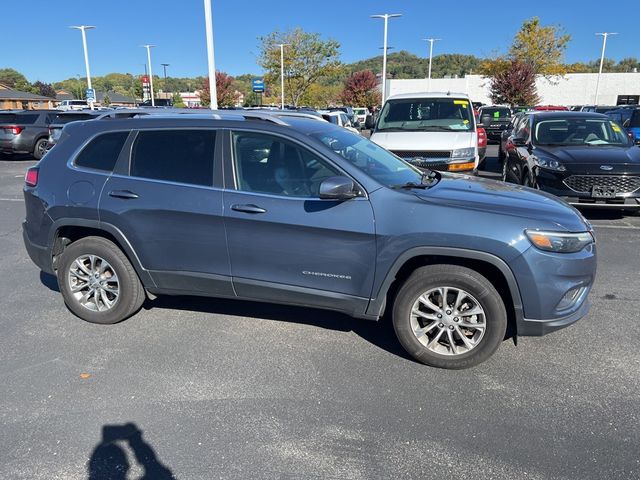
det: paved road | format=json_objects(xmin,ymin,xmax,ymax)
[{"xmin": 1, "ymin": 150, "xmax": 639, "ymax": 479}]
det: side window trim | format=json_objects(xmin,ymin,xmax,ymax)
[{"xmin": 228, "ymin": 129, "xmax": 359, "ymax": 199}]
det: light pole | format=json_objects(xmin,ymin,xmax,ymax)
[
  {"xmin": 594, "ymin": 32, "xmax": 617, "ymax": 105},
  {"xmin": 423, "ymin": 38, "xmax": 441, "ymax": 91},
  {"xmin": 70, "ymin": 25, "xmax": 95, "ymax": 110},
  {"xmin": 161, "ymin": 63, "xmax": 170, "ymax": 101},
  {"xmin": 142, "ymin": 45, "xmax": 156, "ymax": 106},
  {"xmin": 203, "ymin": 0, "xmax": 218, "ymax": 110},
  {"xmin": 371, "ymin": 13, "xmax": 402, "ymax": 106},
  {"xmin": 277, "ymin": 43, "xmax": 289, "ymax": 109}
]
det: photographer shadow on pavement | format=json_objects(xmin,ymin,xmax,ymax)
[{"xmin": 88, "ymin": 423, "xmax": 175, "ymax": 480}]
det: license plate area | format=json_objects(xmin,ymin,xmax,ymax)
[{"xmin": 592, "ymin": 185, "xmax": 617, "ymax": 198}]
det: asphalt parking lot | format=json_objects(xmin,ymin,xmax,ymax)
[{"xmin": 1, "ymin": 146, "xmax": 639, "ymax": 480}]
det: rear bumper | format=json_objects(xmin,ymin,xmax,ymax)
[
  {"xmin": 517, "ymin": 299, "xmax": 590, "ymax": 336},
  {"xmin": 1, "ymin": 138, "xmax": 31, "ymax": 154},
  {"xmin": 22, "ymin": 222, "xmax": 54, "ymax": 274}
]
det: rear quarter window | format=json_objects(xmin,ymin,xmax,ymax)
[
  {"xmin": 16, "ymin": 113, "xmax": 40, "ymax": 125},
  {"xmin": 74, "ymin": 132, "xmax": 129, "ymax": 171}
]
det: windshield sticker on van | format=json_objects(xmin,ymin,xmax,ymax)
[
  {"xmin": 493, "ymin": 111, "xmax": 500, "ymax": 118},
  {"xmin": 454, "ymin": 100, "xmax": 468, "ymax": 107},
  {"xmin": 611, "ymin": 122, "xmax": 622, "ymax": 133}
]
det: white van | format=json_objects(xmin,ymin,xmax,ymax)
[
  {"xmin": 57, "ymin": 100, "xmax": 89, "ymax": 111},
  {"xmin": 370, "ymin": 92, "xmax": 478, "ymax": 173}
]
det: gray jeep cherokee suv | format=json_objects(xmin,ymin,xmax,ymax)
[{"xmin": 22, "ymin": 112, "xmax": 597, "ymax": 369}]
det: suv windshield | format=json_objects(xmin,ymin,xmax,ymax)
[
  {"xmin": 534, "ymin": 118, "xmax": 630, "ymax": 146},
  {"xmin": 376, "ymin": 98, "xmax": 474, "ymax": 132},
  {"xmin": 479, "ymin": 107, "xmax": 511, "ymax": 119},
  {"xmin": 310, "ymin": 128, "xmax": 423, "ymax": 187}
]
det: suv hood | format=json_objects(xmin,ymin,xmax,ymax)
[
  {"xmin": 413, "ymin": 173, "xmax": 590, "ymax": 232},
  {"xmin": 536, "ymin": 145, "xmax": 640, "ymax": 174},
  {"xmin": 370, "ymin": 131, "xmax": 475, "ymax": 151}
]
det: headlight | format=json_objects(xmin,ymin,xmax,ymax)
[
  {"xmin": 533, "ymin": 156, "xmax": 566, "ymax": 171},
  {"xmin": 451, "ymin": 147, "xmax": 475, "ymax": 160},
  {"xmin": 525, "ymin": 230, "xmax": 594, "ymax": 253}
]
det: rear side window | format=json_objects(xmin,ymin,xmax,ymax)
[
  {"xmin": 75, "ymin": 132, "xmax": 129, "ymax": 171},
  {"xmin": 130, "ymin": 130, "xmax": 216, "ymax": 186},
  {"xmin": 16, "ymin": 113, "xmax": 40, "ymax": 125}
]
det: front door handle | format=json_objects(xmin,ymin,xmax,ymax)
[
  {"xmin": 109, "ymin": 190, "xmax": 139, "ymax": 199},
  {"xmin": 231, "ymin": 204, "xmax": 267, "ymax": 214}
]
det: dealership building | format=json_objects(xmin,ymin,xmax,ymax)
[{"xmin": 387, "ymin": 72, "xmax": 640, "ymax": 106}]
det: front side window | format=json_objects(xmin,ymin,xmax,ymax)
[
  {"xmin": 376, "ymin": 98, "xmax": 474, "ymax": 132},
  {"xmin": 232, "ymin": 132, "xmax": 340, "ymax": 198},
  {"xmin": 533, "ymin": 119, "xmax": 630, "ymax": 146},
  {"xmin": 75, "ymin": 132, "xmax": 129, "ymax": 171},
  {"xmin": 130, "ymin": 130, "xmax": 216, "ymax": 186}
]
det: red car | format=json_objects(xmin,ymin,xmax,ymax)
[{"xmin": 533, "ymin": 105, "xmax": 568, "ymax": 111}]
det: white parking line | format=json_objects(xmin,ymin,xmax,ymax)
[
  {"xmin": 0, "ymin": 198, "xmax": 23, "ymax": 202},
  {"xmin": 593, "ymin": 224, "xmax": 640, "ymax": 230}
]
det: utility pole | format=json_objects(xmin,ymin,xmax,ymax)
[
  {"xmin": 203, "ymin": 0, "xmax": 218, "ymax": 109},
  {"xmin": 594, "ymin": 32, "xmax": 617, "ymax": 105},
  {"xmin": 423, "ymin": 38, "xmax": 441, "ymax": 91},
  {"xmin": 371, "ymin": 13, "xmax": 402, "ymax": 106},
  {"xmin": 142, "ymin": 44, "xmax": 156, "ymax": 107},
  {"xmin": 277, "ymin": 43, "xmax": 289, "ymax": 109},
  {"xmin": 70, "ymin": 25, "xmax": 96, "ymax": 110},
  {"xmin": 161, "ymin": 63, "xmax": 170, "ymax": 101}
]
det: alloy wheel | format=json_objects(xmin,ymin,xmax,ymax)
[{"xmin": 67, "ymin": 254, "xmax": 120, "ymax": 312}]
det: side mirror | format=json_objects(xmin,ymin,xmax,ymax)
[{"xmin": 319, "ymin": 176, "xmax": 358, "ymax": 200}]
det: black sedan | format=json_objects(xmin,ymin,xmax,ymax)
[{"xmin": 502, "ymin": 111, "xmax": 640, "ymax": 211}]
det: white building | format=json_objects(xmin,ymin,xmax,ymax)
[{"xmin": 387, "ymin": 72, "xmax": 640, "ymax": 106}]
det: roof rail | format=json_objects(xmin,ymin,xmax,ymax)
[{"xmin": 240, "ymin": 111, "xmax": 289, "ymax": 126}]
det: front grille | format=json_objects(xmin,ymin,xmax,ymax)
[
  {"xmin": 391, "ymin": 150, "xmax": 451, "ymax": 160},
  {"xmin": 409, "ymin": 161, "xmax": 450, "ymax": 172},
  {"xmin": 563, "ymin": 175, "xmax": 640, "ymax": 194}
]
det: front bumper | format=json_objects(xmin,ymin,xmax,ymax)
[{"xmin": 517, "ymin": 298, "xmax": 590, "ymax": 336}]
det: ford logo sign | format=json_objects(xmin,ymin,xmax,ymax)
[{"xmin": 599, "ymin": 165, "xmax": 614, "ymax": 171}]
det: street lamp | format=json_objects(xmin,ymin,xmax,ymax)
[
  {"xmin": 277, "ymin": 43, "xmax": 289, "ymax": 109},
  {"xmin": 203, "ymin": 0, "xmax": 218, "ymax": 110},
  {"xmin": 70, "ymin": 25, "xmax": 95, "ymax": 110},
  {"xmin": 594, "ymin": 32, "xmax": 618, "ymax": 105},
  {"xmin": 142, "ymin": 45, "xmax": 156, "ymax": 107},
  {"xmin": 423, "ymin": 38, "xmax": 441, "ymax": 91},
  {"xmin": 371, "ymin": 13, "xmax": 402, "ymax": 106},
  {"xmin": 161, "ymin": 63, "xmax": 170, "ymax": 101}
]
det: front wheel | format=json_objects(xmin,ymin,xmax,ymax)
[
  {"xmin": 392, "ymin": 265, "xmax": 507, "ymax": 369},
  {"xmin": 57, "ymin": 236, "xmax": 145, "ymax": 324}
]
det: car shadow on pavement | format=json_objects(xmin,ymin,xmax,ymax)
[
  {"xmin": 40, "ymin": 271, "xmax": 59, "ymax": 292},
  {"xmin": 87, "ymin": 422, "xmax": 175, "ymax": 480},
  {"xmin": 147, "ymin": 295, "xmax": 415, "ymax": 362}
]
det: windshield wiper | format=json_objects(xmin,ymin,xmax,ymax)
[{"xmin": 391, "ymin": 171, "xmax": 439, "ymax": 190}]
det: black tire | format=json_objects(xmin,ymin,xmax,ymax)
[
  {"xmin": 33, "ymin": 138, "xmax": 48, "ymax": 160},
  {"xmin": 392, "ymin": 265, "xmax": 507, "ymax": 369},
  {"xmin": 57, "ymin": 236, "xmax": 145, "ymax": 324},
  {"xmin": 498, "ymin": 144, "xmax": 506, "ymax": 162}
]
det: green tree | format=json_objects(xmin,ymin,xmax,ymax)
[
  {"xmin": 32, "ymin": 81, "xmax": 56, "ymax": 98},
  {"xmin": 0, "ymin": 68, "xmax": 33, "ymax": 92},
  {"xmin": 508, "ymin": 17, "xmax": 570, "ymax": 76},
  {"xmin": 102, "ymin": 93, "xmax": 111, "ymax": 106},
  {"xmin": 258, "ymin": 28, "xmax": 341, "ymax": 106},
  {"xmin": 172, "ymin": 91, "xmax": 185, "ymax": 108}
]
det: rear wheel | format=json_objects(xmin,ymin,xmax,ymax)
[
  {"xmin": 57, "ymin": 237, "xmax": 145, "ymax": 324},
  {"xmin": 33, "ymin": 138, "xmax": 48, "ymax": 160},
  {"xmin": 392, "ymin": 265, "xmax": 507, "ymax": 369}
]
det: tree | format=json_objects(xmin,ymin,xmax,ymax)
[
  {"xmin": 199, "ymin": 72, "xmax": 238, "ymax": 107},
  {"xmin": 32, "ymin": 81, "xmax": 56, "ymax": 98},
  {"xmin": 340, "ymin": 70, "xmax": 380, "ymax": 107},
  {"xmin": 258, "ymin": 28, "xmax": 341, "ymax": 106},
  {"xmin": 172, "ymin": 91, "xmax": 185, "ymax": 108},
  {"xmin": 0, "ymin": 68, "xmax": 33, "ymax": 92},
  {"xmin": 508, "ymin": 17, "xmax": 570, "ymax": 76},
  {"xmin": 102, "ymin": 93, "xmax": 111, "ymax": 106},
  {"xmin": 489, "ymin": 60, "xmax": 540, "ymax": 106}
]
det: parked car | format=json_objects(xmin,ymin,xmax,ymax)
[
  {"xmin": 534, "ymin": 105, "xmax": 569, "ymax": 111},
  {"xmin": 502, "ymin": 111, "xmax": 640, "ymax": 212},
  {"xmin": 22, "ymin": 113, "xmax": 596, "ymax": 369},
  {"xmin": 622, "ymin": 108, "xmax": 640, "ymax": 145},
  {"xmin": 579, "ymin": 105, "xmax": 616, "ymax": 114},
  {"xmin": 370, "ymin": 92, "xmax": 478, "ymax": 173},
  {"xmin": 353, "ymin": 107, "xmax": 368, "ymax": 126},
  {"xmin": 498, "ymin": 111, "xmax": 532, "ymax": 162},
  {"xmin": 319, "ymin": 110, "xmax": 359, "ymax": 134},
  {"xmin": 477, "ymin": 126, "xmax": 487, "ymax": 168},
  {"xmin": 57, "ymin": 100, "xmax": 89, "ymax": 111},
  {"xmin": 138, "ymin": 99, "xmax": 173, "ymax": 107},
  {"xmin": 477, "ymin": 106, "xmax": 512, "ymax": 143},
  {"xmin": 0, "ymin": 110, "xmax": 57, "ymax": 159}
]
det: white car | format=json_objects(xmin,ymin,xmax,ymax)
[
  {"xmin": 318, "ymin": 110, "xmax": 360, "ymax": 134},
  {"xmin": 353, "ymin": 107, "xmax": 368, "ymax": 126},
  {"xmin": 57, "ymin": 100, "xmax": 89, "ymax": 111},
  {"xmin": 369, "ymin": 92, "xmax": 479, "ymax": 173}
]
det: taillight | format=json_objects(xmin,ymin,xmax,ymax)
[
  {"xmin": 4, "ymin": 125, "xmax": 23, "ymax": 135},
  {"xmin": 25, "ymin": 167, "xmax": 39, "ymax": 187},
  {"xmin": 477, "ymin": 127, "xmax": 487, "ymax": 148}
]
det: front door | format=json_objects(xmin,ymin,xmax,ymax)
[{"xmin": 223, "ymin": 130, "xmax": 376, "ymax": 314}]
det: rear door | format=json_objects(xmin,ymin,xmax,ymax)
[
  {"xmin": 222, "ymin": 129, "xmax": 376, "ymax": 314},
  {"xmin": 99, "ymin": 128, "xmax": 232, "ymax": 296}
]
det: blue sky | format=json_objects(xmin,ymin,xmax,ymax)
[{"xmin": 4, "ymin": 0, "xmax": 638, "ymax": 82}]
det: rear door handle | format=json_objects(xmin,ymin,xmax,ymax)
[
  {"xmin": 108, "ymin": 190, "xmax": 139, "ymax": 199},
  {"xmin": 231, "ymin": 204, "xmax": 266, "ymax": 214}
]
